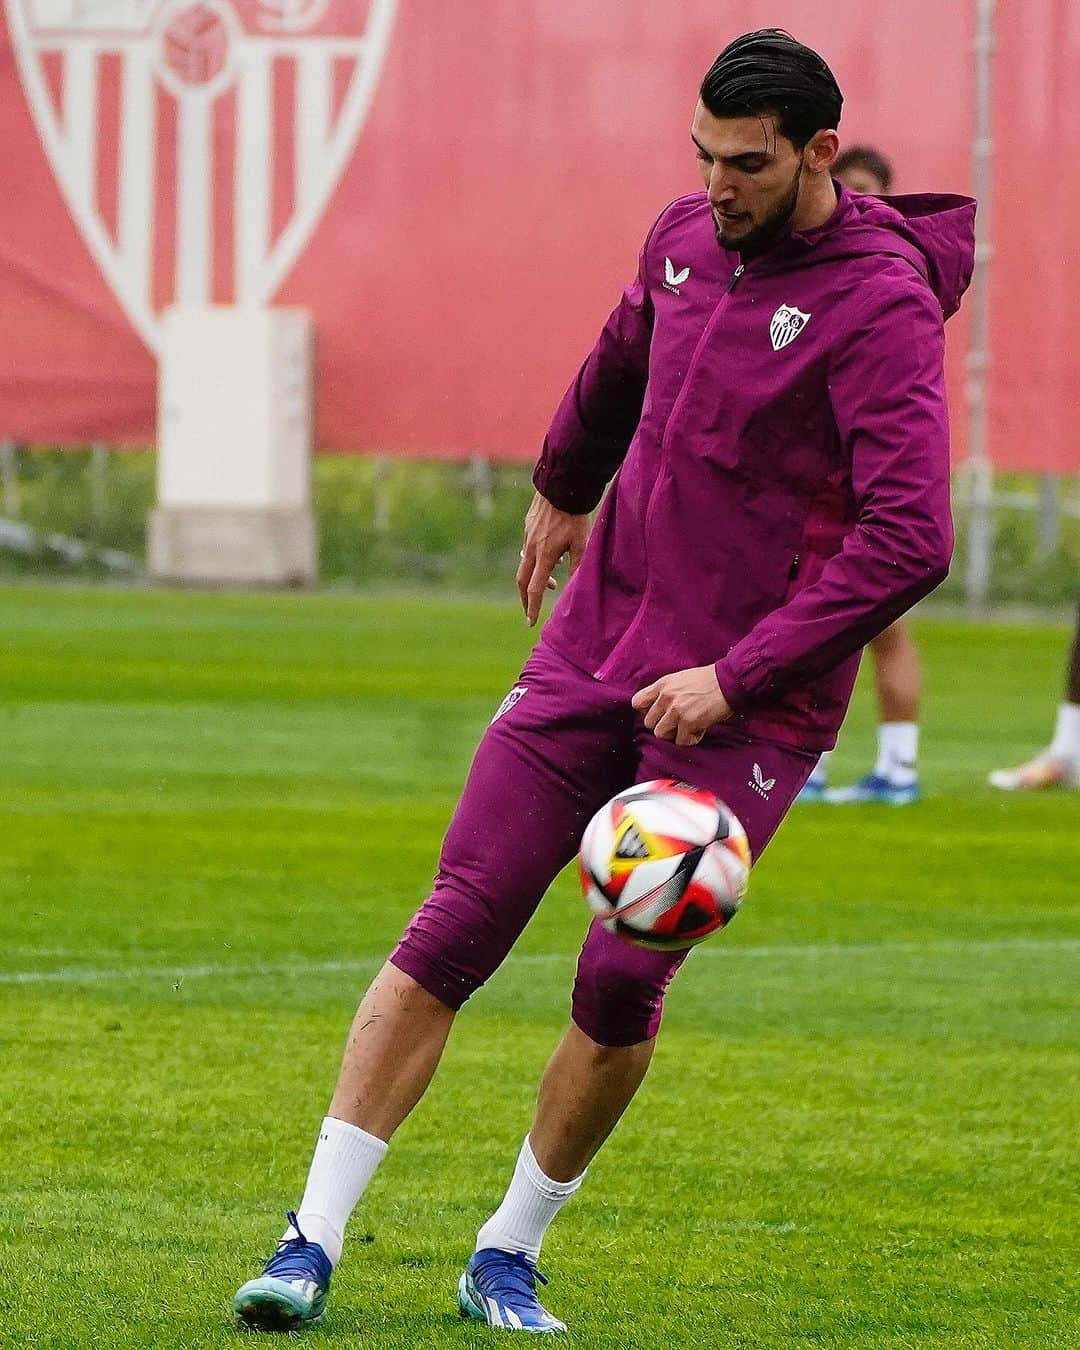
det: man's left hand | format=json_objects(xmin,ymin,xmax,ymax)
[{"xmin": 631, "ymin": 666, "xmax": 734, "ymax": 746}]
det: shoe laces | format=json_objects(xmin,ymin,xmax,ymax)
[
  {"xmin": 263, "ymin": 1211, "xmax": 332, "ymax": 1285},
  {"xmin": 473, "ymin": 1249, "xmax": 550, "ymax": 1301}
]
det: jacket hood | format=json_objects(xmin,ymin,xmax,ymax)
[{"xmin": 764, "ymin": 183, "xmax": 977, "ymax": 320}]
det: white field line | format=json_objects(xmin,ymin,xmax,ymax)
[{"xmin": 0, "ymin": 937, "xmax": 1077, "ymax": 987}]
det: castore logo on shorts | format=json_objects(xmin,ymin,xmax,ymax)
[{"xmin": 749, "ymin": 762, "xmax": 776, "ymax": 798}]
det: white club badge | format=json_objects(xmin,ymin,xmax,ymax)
[{"xmin": 769, "ymin": 304, "xmax": 812, "ymax": 351}]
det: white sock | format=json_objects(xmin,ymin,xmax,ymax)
[
  {"xmin": 283, "ymin": 1117, "xmax": 389, "ymax": 1267},
  {"xmin": 1048, "ymin": 702, "xmax": 1080, "ymax": 760},
  {"xmin": 475, "ymin": 1136, "xmax": 585, "ymax": 1263},
  {"xmin": 875, "ymin": 722, "xmax": 918, "ymax": 785},
  {"xmin": 809, "ymin": 750, "xmax": 831, "ymax": 786}
]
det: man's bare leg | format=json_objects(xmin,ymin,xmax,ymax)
[
  {"xmin": 870, "ymin": 618, "xmax": 921, "ymax": 725},
  {"xmin": 462, "ymin": 1024, "xmax": 656, "ymax": 1331},
  {"xmin": 328, "ymin": 960, "xmax": 456, "ymax": 1139},
  {"xmin": 990, "ymin": 602, "xmax": 1080, "ymax": 790},
  {"xmin": 291, "ymin": 964, "xmax": 455, "ymax": 1255},
  {"xmin": 472, "ymin": 1024, "xmax": 654, "ymax": 1269},
  {"xmin": 825, "ymin": 619, "xmax": 921, "ymax": 801},
  {"xmin": 529, "ymin": 1023, "xmax": 655, "ymax": 1181}
]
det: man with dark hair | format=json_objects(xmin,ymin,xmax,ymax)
[
  {"xmin": 234, "ymin": 29, "xmax": 975, "ymax": 1336},
  {"xmin": 835, "ymin": 144, "xmax": 894, "ymax": 194}
]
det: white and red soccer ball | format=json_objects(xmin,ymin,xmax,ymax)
[{"xmin": 579, "ymin": 779, "xmax": 751, "ymax": 951}]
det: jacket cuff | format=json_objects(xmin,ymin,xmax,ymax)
[
  {"xmin": 713, "ymin": 656, "xmax": 757, "ymax": 713},
  {"xmin": 532, "ymin": 460, "xmax": 605, "ymax": 515}
]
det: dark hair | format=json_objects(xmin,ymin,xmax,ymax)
[
  {"xmin": 700, "ymin": 29, "xmax": 843, "ymax": 149},
  {"xmin": 835, "ymin": 145, "xmax": 894, "ymax": 192}
]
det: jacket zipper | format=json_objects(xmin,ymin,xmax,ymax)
[
  {"xmin": 659, "ymin": 263, "xmax": 747, "ymax": 460},
  {"xmin": 597, "ymin": 260, "xmax": 748, "ymax": 680}
]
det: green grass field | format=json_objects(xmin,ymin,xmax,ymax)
[{"xmin": 0, "ymin": 585, "xmax": 1077, "ymax": 1349}]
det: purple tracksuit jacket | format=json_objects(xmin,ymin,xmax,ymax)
[{"xmin": 534, "ymin": 183, "xmax": 976, "ymax": 752}]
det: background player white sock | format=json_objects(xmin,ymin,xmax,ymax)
[
  {"xmin": 1048, "ymin": 702, "xmax": 1080, "ymax": 760},
  {"xmin": 282, "ymin": 1116, "xmax": 388, "ymax": 1266},
  {"xmin": 875, "ymin": 721, "xmax": 918, "ymax": 785},
  {"xmin": 475, "ymin": 1135, "xmax": 585, "ymax": 1263}
]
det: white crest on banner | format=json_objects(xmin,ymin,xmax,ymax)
[{"xmin": 5, "ymin": 0, "xmax": 397, "ymax": 351}]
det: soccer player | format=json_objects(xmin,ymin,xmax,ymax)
[
  {"xmin": 233, "ymin": 30, "xmax": 974, "ymax": 1335},
  {"xmin": 988, "ymin": 600, "xmax": 1080, "ymax": 789},
  {"xmin": 800, "ymin": 144, "xmax": 926, "ymax": 806}
]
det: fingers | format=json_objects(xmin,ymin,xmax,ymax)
[
  {"xmin": 515, "ymin": 551, "xmax": 532, "ymax": 617},
  {"xmin": 632, "ymin": 681, "xmax": 705, "ymax": 745},
  {"xmin": 525, "ymin": 558, "xmax": 558, "ymax": 625},
  {"xmin": 630, "ymin": 681, "xmax": 659, "ymax": 712},
  {"xmin": 516, "ymin": 550, "xmax": 557, "ymax": 621}
]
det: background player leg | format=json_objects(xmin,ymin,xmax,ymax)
[
  {"xmin": 989, "ymin": 600, "xmax": 1080, "ymax": 790},
  {"xmin": 827, "ymin": 618, "xmax": 922, "ymax": 805}
]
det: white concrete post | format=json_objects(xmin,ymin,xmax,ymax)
[{"xmin": 149, "ymin": 305, "xmax": 317, "ymax": 585}]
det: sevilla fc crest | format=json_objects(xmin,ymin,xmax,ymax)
[
  {"xmin": 5, "ymin": 0, "xmax": 397, "ymax": 351},
  {"xmin": 769, "ymin": 304, "xmax": 812, "ymax": 351}
]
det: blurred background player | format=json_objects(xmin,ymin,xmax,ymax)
[
  {"xmin": 989, "ymin": 599, "xmax": 1080, "ymax": 789},
  {"xmin": 801, "ymin": 144, "xmax": 925, "ymax": 806}
]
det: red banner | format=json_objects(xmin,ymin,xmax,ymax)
[{"xmin": 0, "ymin": 1, "xmax": 1076, "ymax": 471}]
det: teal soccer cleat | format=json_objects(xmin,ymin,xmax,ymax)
[
  {"xmin": 233, "ymin": 1212, "xmax": 332, "ymax": 1332},
  {"xmin": 458, "ymin": 1249, "xmax": 567, "ymax": 1334}
]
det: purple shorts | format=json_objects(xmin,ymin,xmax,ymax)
[{"xmin": 390, "ymin": 643, "xmax": 816, "ymax": 1046}]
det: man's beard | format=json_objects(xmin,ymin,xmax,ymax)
[{"xmin": 715, "ymin": 156, "xmax": 804, "ymax": 259}]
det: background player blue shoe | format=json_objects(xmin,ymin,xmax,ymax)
[
  {"xmin": 233, "ymin": 1212, "xmax": 333, "ymax": 1332},
  {"xmin": 458, "ymin": 1249, "xmax": 567, "ymax": 1334},
  {"xmin": 825, "ymin": 772, "xmax": 920, "ymax": 805}
]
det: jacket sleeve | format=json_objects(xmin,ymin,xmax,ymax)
[
  {"xmin": 532, "ymin": 234, "xmax": 656, "ymax": 514},
  {"xmin": 713, "ymin": 276, "xmax": 954, "ymax": 711}
]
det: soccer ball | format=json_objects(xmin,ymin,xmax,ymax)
[{"xmin": 579, "ymin": 779, "xmax": 751, "ymax": 951}]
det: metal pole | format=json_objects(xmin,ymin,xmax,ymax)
[
  {"xmin": 964, "ymin": 0, "xmax": 996, "ymax": 611},
  {"xmin": 1036, "ymin": 474, "xmax": 1061, "ymax": 561},
  {"xmin": 467, "ymin": 454, "xmax": 495, "ymax": 520},
  {"xmin": 372, "ymin": 455, "xmax": 392, "ymax": 536},
  {"xmin": 89, "ymin": 442, "xmax": 108, "ymax": 526},
  {"xmin": 0, "ymin": 441, "xmax": 18, "ymax": 517}
]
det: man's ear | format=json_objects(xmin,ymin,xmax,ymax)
[{"xmin": 805, "ymin": 129, "xmax": 840, "ymax": 175}]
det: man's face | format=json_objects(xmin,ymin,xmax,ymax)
[{"xmin": 690, "ymin": 103, "xmax": 807, "ymax": 256}]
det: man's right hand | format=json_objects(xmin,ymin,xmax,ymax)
[{"xmin": 516, "ymin": 492, "xmax": 591, "ymax": 626}]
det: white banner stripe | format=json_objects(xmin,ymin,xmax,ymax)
[
  {"xmin": 63, "ymin": 42, "xmax": 97, "ymax": 204},
  {"xmin": 295, "ymin": 44, "xmax": 330, "ymax": 213},
  {"xmin": 0, "ymin": 937, "xmax": 1076, "ymax": 986},
  {"xmin": 176, "ymin": 93, "xmax": 213, "ymax": 302},
  {"xmin": 235, "ymin": 47, "xmax": 271, "ymax": 302},
  {"xmin": 118, "ymin": 43, "xmax": 155, "ymax": 313}
]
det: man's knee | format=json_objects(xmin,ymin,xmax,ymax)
[
  {"xmin": 390, "ymin": 879, "xmax": 518, "ymax": 1012},
  {"xmin": 570, "ymin": 932, "xmax": 684, "ymax": 1047}
]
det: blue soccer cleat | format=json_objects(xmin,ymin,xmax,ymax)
[
  {"xmin": 457, "ymin": 1249, "xmax": 567, "ymax": 1334},
  {"xmin": 825, "ymin": 772, "xmax": 920, "ymax": 805},
  {"xmin": 233, "ymin": 1212, "xmax": 333, "ymax": 1332}
]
